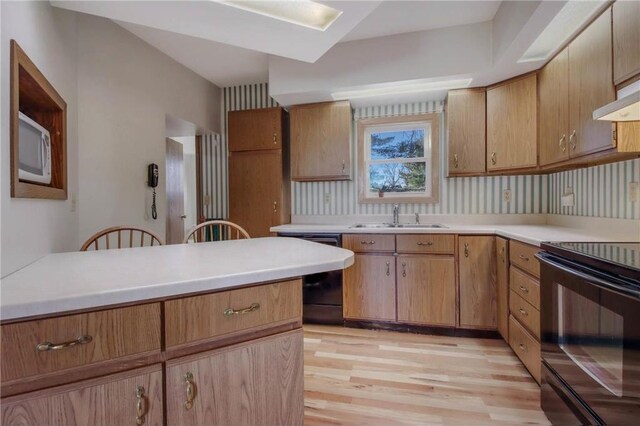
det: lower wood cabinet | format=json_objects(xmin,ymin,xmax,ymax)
[
  {"xmin": 496, "ymin": 237, "xmax": 509, "ymax": 340},
  {"xmin": 1, "ymin": 365, "xmax": 164, "ymax": 426},
  {"xmin": 397, "ymin": 255, "xmax": 456, "ymax": 326},
  {"xmin": 343, "ymin": 254, "xmax": 396, "ymax": 321},
  {"xmin": 166, "ymin": 330, "xmax": 303, "ymax": 426},
  {"xmin": 458, "ymin": 236, "xmax": 497, "ymax": 329}
]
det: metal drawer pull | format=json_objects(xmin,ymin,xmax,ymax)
[
  {"xmin": 136, "ymin": 386, "xmax": 146, "ymax": 425},
  {"xmin": 273, "ymin": 201, "xmax": 278, "ymax": 213},
  {"xmin": 184, "ymin": 372, "xmax": 195, "ymax": 410},
  {"xmin": 401, "ymin": 262, "xmax": 407, "ymax": 278},
  {"xmin": 519, "ymin": 343, "xmax": 528, "ymax": 353},
  {"xmin": 519, "ymin": 307, "xmax": 528, "ymax": 317},
  {"xmin": 491, "ymin": 152, "xmax": 497, "ymax": 165},
  {"xmin": 519, "ymin": 285, "xmax": 529, "ymax": 293},
  {"xmin": 273, "ymin": 132, "xmax": 277, "ymax": 144},
  {"xmin": 569, "ymin": 130, "xmax": 577, "ymax": 150},
  {"xmin": 385, "ymin": 261, "xmax": 390, "ymax": 276},
  {"xmin": 360, "ymin": 240, "xmax": 376, "ymax": 245},
  {"xmin": 518, "ymin": 254, "xmax": 529, "ymax": 261},
  {"xmin": 464, "ymin": 243, "xmax": 469, "ymax": 258},
  {"xmin": 36, "ymin": 335, "xmax": 92, "ymax": 352},
  {"xmin": 224, "ymin": 303, "xmax": 260, "ymax": 317},
  {"xmin": 417, "ymin": 242, "xmax": 433, "ymax": 246},
  {"xmin": 559, "ymin": 134, "xmax": 566, "ymax": 152}
]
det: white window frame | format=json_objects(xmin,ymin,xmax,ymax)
[{"xmin": 357, "ymin": 113, "xmax": 440, "ymax": 204}]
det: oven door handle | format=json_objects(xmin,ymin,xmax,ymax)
[{"xmin": 536, "ymin": 253, "xmax": 640, "ymax": 300}]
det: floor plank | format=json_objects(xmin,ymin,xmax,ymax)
[{"xmin": 304, "ymin": 325, "xmax": 549, "ymax": 425}]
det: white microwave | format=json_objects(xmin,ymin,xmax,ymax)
[{"xmin": 18, "ymin": 111, "xmax": 51, "ymax": 185}]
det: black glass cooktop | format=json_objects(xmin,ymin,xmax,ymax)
[{"xmin": 542, "ymin": 242, "xmax": 640, "ymax": 276}]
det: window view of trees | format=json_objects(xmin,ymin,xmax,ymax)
[{"xmin": 368, "ymin": 129, "xmax": 428, "ymax": 193}]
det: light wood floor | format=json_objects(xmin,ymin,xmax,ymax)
[{"xmin": 303, "ymin": 325, "xmax": 550, "ymax": 425}]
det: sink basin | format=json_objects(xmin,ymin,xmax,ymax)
[{"xmin": 349, "ymin": 223, "xmax": 447, "ymax": 229}]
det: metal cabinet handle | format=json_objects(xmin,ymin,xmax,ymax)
[
  {"xmin": 136, "ymin": 386, "xmax": 146, "ymax": 425},
  {"xmin": 519, "ymin": 254, "xmax": 530, "ymax": 261},
  {"xmin": 519, "ymin": 343, "xmax": 528, "ymax": 353},
  {"xmin": 360, "ymin": 240, "xmax": 376, "ymax": 245},
  {"xmin": 36, "ymin": 335, "xmax": 92, "ymax": 352},
  {"xmin": 519, "ymin": 307, "xmax": 528, "ymax": 317},
  {"xmin": 453, "ymin": 154, "xmax": 459, "ymax": 168},
  {"xmin": 385, "ymin": 261, "xmax": 390, "ymax": 276},
  {"xmin": 273, "ymin": 201, "xmax": 277, "ymax": 213},
  {"xmin": 224, "ymin": 302, "xmax": 260, "ymax": 317},
  {"xmin": 559, "ymin": 134, "xmax": 566, "ymax": 153},
  {"xmin": 464, "ymin": 243, "xmax": 469, "ymax": 258},
  {"xmin": 401, "ymin": 262, "xmax": 406, "ymax": 278},
  {"xmin": 491, "ymin": 152, "xmax": 497, "ymax": 165},
  {"xmin": 417, "ymin": 242, "xmax": 433, "ymax": 246},
  {"xmin": 569, "ymin": 130, "xmax": 577, "ymax": 151},
  {"xmin": 184, "ymin": 372, "xmax": 195, "ymax": 410},
  {"xmin": 273, "ymin": 132, "xmax": 277, "ymax": 144},
  {"xmin": 519, "ymin": 285, "xmax": 529, "ymax": 293}
]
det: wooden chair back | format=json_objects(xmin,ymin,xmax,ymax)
[
  {"xmin": 80, "ymin": 226, "xmax": 163, "ymax": 251},
  {"xmin": 183, "ymin": 220, "xmax": 250, "ymax": 243}
]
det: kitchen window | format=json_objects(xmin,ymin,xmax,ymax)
[{"xmin": 357, "ymin": 113, "xmax": 439, "ymax": 203}]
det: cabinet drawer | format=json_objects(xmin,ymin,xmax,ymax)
[
  {"xmin": 1, "ymin": 304, "xmax": 161, "ymax": 383},
  {"xmin": 509, "ymin": 315, "xmax": 541, "ymax": 384},
  {"xmin": 1, "ymin": 364, "xmax": 164, "ymax": 426},
  {"xmin": 510, "ymin": 266, "xmax": 540, "ymax": 309},
  {"xmin": 342, "ymin": 234, "xmax": 396, "ymax": 253},
  {"xmin": 510, "ymin": 241, "xmax": 540, "ymax": 278},
  {"xmin": 396, "ymin": 234, "xmax": 455, "ymax": 254},
  {"xmin": 509, "ymin": 290, "xmax": 540, "ymax": 339},
  {"xmin": 165, "ymin": 279, "xmax": 302, "ymax": 348}
]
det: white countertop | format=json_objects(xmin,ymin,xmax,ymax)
[
  {"xmin": 272, "ymin": 223, "xmax": 640, "ymax": 247},
  {"xmin": 0, "ymin": 238, "xmax": 354, "ymax": 322}
]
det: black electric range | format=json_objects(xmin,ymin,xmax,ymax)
[{"xmin": 537, "ymin": 241, "xmax": 640, "ymax": 425}]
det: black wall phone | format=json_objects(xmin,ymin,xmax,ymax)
[{"xmin": 148, "ymin": 163, "xmax": 158, "ymax": 220}]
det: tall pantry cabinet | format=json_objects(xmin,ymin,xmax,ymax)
[{"xmin": 228, "ymin": 107, "xmax": 290, "ymax": 237}]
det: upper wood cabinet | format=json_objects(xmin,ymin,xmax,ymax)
[
  {"xmin": 613, "ymin": 0, "xmax": 640, "ymax": 84},
  {"xmin": 396, "ymin": 255, "xmax": 456, "ymax": 327},
  {"xmin": 486, "ymin": 74, "xmax": 538, "ymax": 172},
  {"xmin": 343, "ymin": 254, "xmax": 396, "ymax": 321},
  {"xmin": 458, "ymin": 236, "xmax": 497, "ymax": 330},
  {"xmin": 228, "ymin": 149, "xmax": 289, "ymax": 238},
  {"xmin": 228, "ymin": 107, "xmax": 284, "ymax": 152},
  {"xmin": 290, "ymin": 101, "xmax": 352, "ymax": 181},
  {"xmin": 166, "ymin": 330, "xmax": 303, "ymax": 426},
  {"xmin": 446, "ymin": 89, "xmax": 486, "ymax": 176},
  {"xmin": 539, "ymin": 48, "xmax": 570, "ymax": 166},
  {"xmin": 568, "ymin": 8, "xmax": 615, "ymax": 157}
]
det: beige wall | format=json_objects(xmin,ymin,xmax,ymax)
[
  {"xmin": 1, "ymin": 3, "xmax": 221, "ymax": 276},
  {"xmin": 76, "ymin": 14, "xmax": 220, "ymax": 244},
  {"xmin": 1, "ymin": 2, "xmax": 79, "ymax": 276}
]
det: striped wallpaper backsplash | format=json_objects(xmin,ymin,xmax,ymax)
[
  {"xmin": 209, "ymin": 82, "xmax": 638, "ymax": 221},
  {"xmin": 547, "ymin": 158, "xmax": 640, "ymax": 220}
]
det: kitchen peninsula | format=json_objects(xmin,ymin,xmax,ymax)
[{"xmin": 0, "ymin": 238, "xmax": 353, "ymax": 425}]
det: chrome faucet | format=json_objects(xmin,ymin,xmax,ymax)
[{"xmin": 393, "ymin": 204, "xmax": 400, "ymax": 225}]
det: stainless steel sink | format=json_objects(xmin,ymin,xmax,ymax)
[{"xmin": 349, "ymin": 223, "xmax": 447, "ymax": 229}]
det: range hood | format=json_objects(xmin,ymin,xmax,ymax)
[{"xmin": 593, "ymin": 81, "xmax": 640, "ymax": 122}]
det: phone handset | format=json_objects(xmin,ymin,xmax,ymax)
[{"xmin": 147, "ymin": 164, "xmax": 159, "ymax": 220}]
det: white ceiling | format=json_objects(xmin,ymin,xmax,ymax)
[{"xmin": 340, "ymin": 0, "xmax": 501, "ymax": 42}]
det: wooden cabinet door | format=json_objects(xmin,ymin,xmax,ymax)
[
  {"xmin": 613, "ymin": 0, "xmax": 640, "ymax": 84},
  {"xmin": 539, "ymin": 48, "xmax": 570, "ymax": 166},
  {"xmin": 343, "ymin": 254, "xmax": 396, "ymax": 321},
  {"xmin": 290, "ymin": 101, "xmax": 351, "ymax": 181},
  {"xmin": 458, "ymin": 236, "xmax": 497, "ymax": 329},
  {"xmin": 446, "ymin": 89, "xmax": 486, "ymax": 175},
  {"xmin": 228, "ymin": 150, "xmax": 284, "ymax": 237},
  {"xmin": 486, "ymin": 75, "xmax": 537, "ymax": 171},
  {"xmin": 568, "ymin": 8, "xmax": 615, "ymax": 157},
  {"xmin": 397, "ymin": 255, "xmax": 456, "ymax": 327},
  {"xmin": 166, "ymin": 330, "xmax": 303, "ymax": 426},
  {"xmin": 1, "ymin": 365, "xmax": 164, "ymax": 426},
  {"xmin": 227, "ymin": 107, "xmax": 283, "ymax": 152},
  {"xmin": 496, "ymin": 237, "xmax": 509, "ymax": 340}
]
